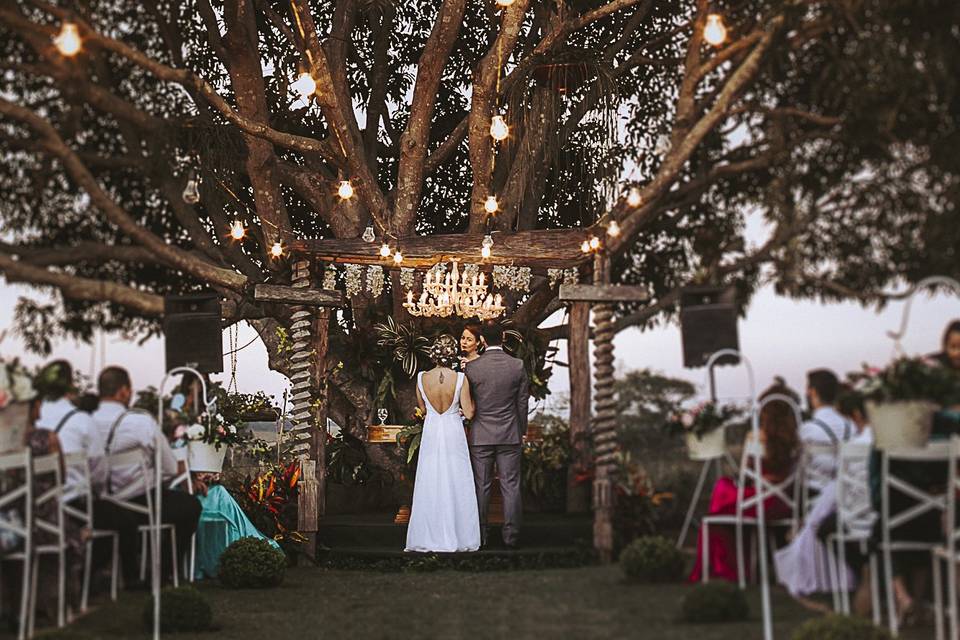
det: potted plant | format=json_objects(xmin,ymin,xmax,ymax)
[
  {"xmin": 184, "ymin": 411, "xmax": 245, "ymax": 472},
  {"xmin": 665, "ymin": 401, "xmax": 742, "ymax": 461},
  {"xmin": 851, "ymin": 357, "xmax": 960, "ymax": 450},
  {"xmin": 0, "ymin": 358, "xmax": 36, "ymax": 453}
]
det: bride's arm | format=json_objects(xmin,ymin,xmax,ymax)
[{"xmin": 460, "ymin": 378, "xmax": 475, "ymax": 420}]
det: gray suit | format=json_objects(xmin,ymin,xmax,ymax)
[{"xmin": 465, "ymin": 347, "xmax": 529, "ymax": 545}]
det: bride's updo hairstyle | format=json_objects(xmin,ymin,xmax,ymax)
[{"xmin": 429, "ymin": 334, "xmax": 460, "ymax": 368}]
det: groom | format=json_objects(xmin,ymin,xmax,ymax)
[{"xmin": 464, "ymin": 320, "xmax": 530, "ymax": 548}]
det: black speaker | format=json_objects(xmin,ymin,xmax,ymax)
[
  {"xmin": 163, "ymin": 293, "xmax": 223, "ymax": 373},
  {"xmin": 679, "ymin": 286, "xmax": 740, "ymax": 368}
]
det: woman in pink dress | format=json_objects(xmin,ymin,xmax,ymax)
[{"xmin": 688, "ymin": 383, "xmax": 800, "ymax": 583}]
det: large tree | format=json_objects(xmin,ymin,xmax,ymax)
[{"xmin": 1, "ymin": 0, "xmax": 958, "ymax": 402}]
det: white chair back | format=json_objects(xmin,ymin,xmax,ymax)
[
  {"xmin": 102, "ymin": 448, "xmax": 153, "ymax": 518},
  {"xmin": 835, "ymin": 441, "xmax": 876, "ymax": 539},
  {"xmin": 62, "ymin": 452, "xmax": 94, "ymax": 527},
  {"xmin": 0, "ymin": 449, "xmax": 32, "ymax": 547},
  {"xmin": 800, "ymin": 441, "xmax": 838, "ymax": 515},
  {"xmin": 31, "ymin": 453, "xmax": 66, "ymax": 541}
]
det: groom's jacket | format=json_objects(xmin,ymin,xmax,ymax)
[{"xmin": 464, "ymin": 348, "xmax": 529, "ymax": 446}]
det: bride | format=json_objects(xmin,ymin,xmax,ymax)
[{"xmin": 405, "ymin": 334, "xmax": 481, "ymax": 553}]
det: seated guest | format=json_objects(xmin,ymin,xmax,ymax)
[
  {"xmin": 799, "ymin": 369, "xmax": 854, "ymax": 497},
  {"xmin": 775, "ymin": 391, "xmax": 874, "ymax": 612},
  {"xmin": 91, "ymin": 366, "xmax": 201, "ymax": 586},
  {"xmin": 933, "ymin": 320, "xmax": 960, "ymax": 436},
  {"xmin": 688, "ymin": 381, "xmax": 800, "ymax": 583}
]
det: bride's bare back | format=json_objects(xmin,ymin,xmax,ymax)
[{"xmin": 418, "ymin": 367, "xmax": 474, "ymax": 418}]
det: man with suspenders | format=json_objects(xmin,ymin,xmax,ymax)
[{"xmin": 799, "ymin": 369, "xmax": 854, "ymax": 497}]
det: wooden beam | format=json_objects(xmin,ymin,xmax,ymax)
[
  {"xmin": 559, "ymin": 283, "xmax": 650, "ymax": 303},
  {"xmin": 290, "ymin": 229, "xmax": 591, "ymax": 269},
  {"xmin": 566, "ymin": 301, "xmax": 591, "ymax": 514},
  {"xmin": 253, "ymin": 283, "xmax": 345, "ymax": 307}
]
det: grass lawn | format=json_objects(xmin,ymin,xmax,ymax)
[{"xmin": 20, "ymin": 565, "xmax": 934, "ymax": 640}]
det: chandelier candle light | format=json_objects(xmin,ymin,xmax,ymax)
[{"xmin": 403, "ymin": 260, "xmax": 505, "ymax": 320}]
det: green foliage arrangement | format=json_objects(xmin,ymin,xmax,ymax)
[
  {"xmin": 619, "ymin": 536, "xmax": 685, "ymax": 583},
  {"xmin": 791, "ymin": 615, "xmax": 892, "ymax": 640},
  {"xmin": 851, "ymin": 357, "xmax": 960, "ymax": 405},
  {"xmin": 663, "ymin": 401, "xmax": 743, "ymax": 440},
  {"xmin": 219, "ymin": 537, "xmax": 287, "ymax": 589},
  {"xmin": 522, "ymin": 414, "xmax": 573, "ymax": 504},
  {"xmin": 142, "ymin": 586, "xmax": 213, "ymax": 633},
  {"xmin": 679, "ymin": 583, "xmax": 749, "ymax": 624}
]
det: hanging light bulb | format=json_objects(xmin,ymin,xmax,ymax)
[
  {"xmin": 229, "ymin": 220, "xmax": 246, "ymax": 240},
  {"xmin": 380, "ymin": 242, "xmax": 391, "ymax": 257},
  {"xmin": 181, "ymin": 174, "xmax": 200, "ymax": 204},
  {"xmin": 361, "ymin": 226, "xmax": 375, "ymax": 243},
  {"xmin": 495, "ymin": 0, "xmax": 515, "ymax": 6},
  {"xmin": 270, "ymin": 241, "xmax": 284, "ymax": 258},
  {"xmin": 703, "ymin": 14, "xmax": 727, "ymax": 47},
  {"xmin": 581, "ymin": 240, "xmax": 591, "ymax": 254},
  {"xmin": 626, "ymin": 187, "xmax": 642, "ymax": 208},
  {"xmin": 337, "ymin": 180, "xmax": 354, "ymax": 200},
  {"xmin": 490, "ymin": 115, "xmax": 509, "ymax": 142},
  {"xmin": 292, "ymin": 71, "xmax": 317, "ymax": 100},
  {"xmin": 54, "ymin": 23, "xmax": 81, "ymax": 57},
  {"xmin": 393, "ymin": 249, "xmax": 403, "ymax": 265},
  {"xmin": 589, "ymin": 236, "xmax": 601, "ymax": 251},
  {"xmin": 607, "ymin": 220, "xmax": 621, "ymax": 237},
  {"xmin": 484, "ymin": 196, "xmax": 499, "ymax": 214}
]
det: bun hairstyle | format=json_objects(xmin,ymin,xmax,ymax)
[{"xmin": 429, "ymin": 334, "xmax": 460, "ymax": 368}]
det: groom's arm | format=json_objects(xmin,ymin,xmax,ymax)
[{"xmin": 515, "ymin": 367, "xmax": 530, "ymax": 437}]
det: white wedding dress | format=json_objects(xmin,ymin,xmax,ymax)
[{"xmin": 405, "ymin": 372, "xmax": 481, "ymax": 553}]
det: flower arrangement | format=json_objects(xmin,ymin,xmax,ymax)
[
  {"xmin": 664, "ymin": 401, "xmax": 742, "ymax": 440},
  {"xmin": 850, "ymin": 356, "xmax": 960, "ymax": 405},
  {"xmin": 183, "ymin": 411, "xmax": 245, "ymax": 450},
  {"xmin": 0, "ymin": 358, "xmax": 35, "ymax": 408}
]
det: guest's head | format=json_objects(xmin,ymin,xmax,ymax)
[
  {"xmin": 758, "ymin": 382, "xmax": 801, "ymax": 473},
  {"xmin": 35, "ymin": 360, "xmax": 75, "ymax": 402},
  {"xmin": 461, "ymin": 323, "xmax": 484, "ymax": 357},
  {"xmin": 838, "ymin": 390, "xmax": 868, "ymax": 432},
  {"xmin": 806, "ymin": 369, "xmax": 840, "ymax": 410},
  {"xmin": 480, "ymin": 320, "xmax": 504, "ymax": 347},
  {"xmin": 941, "ymin": 320, "xmax": 960, "ymax": 371},
  {"xmin": 428, "ymin": 334, "xmax": 460, "ymax": 369},
  {"xmin": 98, "ymin": 366, "xmax": 133, "ymax": 406}
]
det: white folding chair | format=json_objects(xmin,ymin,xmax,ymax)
[
  {"xmin": 932, "ymin": 436, "xmax": 960, "ymax": 640},
  {"xmin": 0, "ymin": 448, "xmax": 32, "ymax": 640},
  {"xmin": 101, "ymin": 448, "xmax": 175, "ymax": 589},
  {"xmin": 143, "ymin": 447, "xmax": 194, "ymax": 583},
  {"xmin": 879, "ymin": 440, "xmax": 950, "ymax": 637},
  {"xmin": 62, "ymin": 453, "xmax": 119, "ymax": 611},
  {"xmin": 824, "ymin": 441, "xmax": 880, "ymax": 624},
  {"xmin": 27, "ymin": 453, "xmax": 67, "ymax": 636},
  {"xmin": 800, "ymin": 441, "xmax": 839, "ymax": 518}
]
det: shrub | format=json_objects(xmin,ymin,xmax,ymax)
[
  {"xmin": 219, "ymin": 536, "xmax": 287, "ymax": 589},
  {"xmin": 679, "ymin": 583, "xmax": 749, "ymax": 623},
  {"xmin": 619, "ymin": 536, "xmax": 686, "ymax": 582},
  {"xmin": 792, "ymin": 615, "xmax": 892, "ymax": 640},
  {"xmin": 142, "ymin": 586, "xmax": 213, "ymax": 632}
]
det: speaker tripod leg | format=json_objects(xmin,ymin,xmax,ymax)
[{"xmin": 677, "ymin": 458, "xmax": 714, "ymax": 549}]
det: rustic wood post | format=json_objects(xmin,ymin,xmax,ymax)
[
  {"xmin": 566, "ymin": 301, "xmax": 592, "ymax": 513},
  {"xmin": 289, "ymin": 259, "xmax": 319, "ymax": 537}
]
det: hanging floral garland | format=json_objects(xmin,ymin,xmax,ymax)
[
  {"xmin": 344, "ymin": 264, "xmax": 364, "ymax": 297},
  {"xmin": 322, "ymin": 264, "xmax": 338, "ymax": 290},
  {"xmin": 400, "ymin": 267, "xmax": 416, "ymax": 290},
  {"xmin": 366, "ymin": 265, "xmax": 385, "ymax": 297},
  {"xmin": 492, "ymin": 265, "xmax": 532, "ymax": 293}
]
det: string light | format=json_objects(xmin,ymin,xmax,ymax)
[
  {"xmin": 490, "ymin": 115, "xmax": 509, "ymax": 142},
  {"xmin": 54, "ymin": 23, "xmax": 81, "ymax": 57},
  {"xmin": 581, "ymin": 240, "xmax": 591, "ymax": 254},
  {"xmin": 292, "ymin": 71, "xmax": 317, "ymax": 100},
  {"xmin": 393, "ymin": 249, "xmax": 404, "ymax": 265},
  {"xmin": 337, "ymin": 180, "xmax": 354, "ymax": 200},
  {"xmin": 589, "ymin": 236, "xmax": 601, "ymax": 251},
  {"xmin": 229, "ymin": 220, "xmax": 246, "ymax": 240},
  {"xmin": 703, "ymin": 14, "xmax": 727, "ymax": 47},
  {"xmin": 607, "ymin": 220, "xmax": 621, "ymax": 237},
  {"xmin": 626, "ymin": 187, "xmax": 642, "ymax": 207},
  {"xmin": 484, "ymin": 196, "xmax": 499, "ymax": 214},
  {"xmin": 380, "ymin": 242, "xmax": 392, "ymax": 258},
  {"xmin": 361, "ymin": 226, "xmax": 375, "ymax": 243},
  {"xmin": 481, "ymin": 234, "xmax": 494, "ymax": 259},
  {"xmin": 181, "ymin": 174, "xmax": 200, "ymax": 204},
  {"xmin": 270, "ymin": 241, "xmax": 284, "ymax": 258}
]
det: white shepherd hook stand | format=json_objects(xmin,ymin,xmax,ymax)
[
  {"xmin": 151, "ymin": 366, "xmax": 216, "ymax": 640},
  {"xmin": 886, "ymin": 275, "xmax": 960, "ymax": 358},
  {"xmin": 675, "ymin": 349, "xmax": 756, "ymax": 551}
]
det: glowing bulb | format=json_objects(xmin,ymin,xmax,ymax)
[
  {"xmin": 54, "ymin": 23, "xmax": 81, "ymax": 57},
  {"xmin": 490, "ymin": 115, "xmax": 509, "ymax": 142},
  {"xmin": 380, "ymin": 242, "xmax": 391, "ymax": 257},
  {"xmin": 362, "ymin": 226, "xmax": 375, "ymax": 243},
  {"xmin": 481, "ymin": 234, "xmax": 495, "ymax": 249},
  {"xmin": 393, "ymin": 250, "xmax": 403, "ymax": 265},
  {"xmin": 589, "ymin": 236, "xmax": 601, "ymax": 251},
  {"xmin": 481, "ymin": 246, "xmax": 492, "ymax": 259},
  {"xmin": 270, "ymin": 241, "xmax": 284, "ymax": 258},
  {"xmin": 484, "ymin": 196, "xmax": 499, "ymax": 214},
  {"xmin": 607, "ymin": 220, "xmax": 621, "ymax": 237},
  {"xmin": 181, "ymin": 177, "xmax": 200, "ymax": 204},
  {"xmin": 337, "ymin": 180, "xmax": 354, "ymax": 199},
  {"xmin": 626, "ymin": 187, "xmax": 642, "ymax": 207},
  {"xmin": 703, "ymin": 14, "xmax": 727, "ymax": 47},
  {"xmin": 292, "ymin": 71, "xmax": 317, "ymax": 100},
  {"xmin": 581, "ymin": 240, "xmax": 591, "ymax": 254},
  {"xmin": 230, "ymin": 220, "xmax": 246, "ymax": 240}
]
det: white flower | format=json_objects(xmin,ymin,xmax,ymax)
[
  {"xmin": 227, "ymin": 425, "xmax": 237, "ymax": 434},
  {"xmin": 681, "ymin": 413, "xmax": 695, "ymax": 428},
  {"xmin": 186, "ymin": 424, "xmax": 205, "ymax": 440},
  {"xmin": 11, "ymin": 371, "xmax": 34, "ymax": 401}
]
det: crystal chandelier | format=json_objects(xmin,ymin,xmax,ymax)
[{"xmin": 403, "ymin": 260, "xmax": 505, "ymax": 320}]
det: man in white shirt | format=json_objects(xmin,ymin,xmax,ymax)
[
  {"xmin": 91, "ymin": 366, "xmax": 200, "ymax": 585},
  {"xmin": 799, "ymin": 369, "xmax": 854, "ymax": 494}
]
